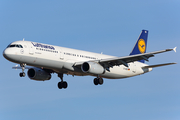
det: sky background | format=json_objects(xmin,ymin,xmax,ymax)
[{"xmin": 0, "ymin": 0, "xmax": 180, "ymax": 120}]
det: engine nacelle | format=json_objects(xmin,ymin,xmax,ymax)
[
  {"xmin": 81, "ymin": 62, "xmax": 105, "ymax": 75},
  {"xmin": 27, "ymin": 68, "xmax": 51, "ymax": 81}
]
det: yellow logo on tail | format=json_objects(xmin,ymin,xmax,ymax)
[{"xmin": 138, "ymin": 39, "xmax": 146, "ymax": 53}]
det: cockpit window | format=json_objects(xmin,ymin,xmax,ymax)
[
  {"xmin": 7, "ymin": 44, "xmax": 23, "ymax": 48},
  {"xmin": 16, "ymin": 45, "xmax": 23, "ymax": 48}
]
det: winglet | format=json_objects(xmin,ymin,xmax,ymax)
[{"xmin": 173, "ymin": 47, "xmax": 177, "ymax": 52}]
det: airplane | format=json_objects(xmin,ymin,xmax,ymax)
[{"xmin": 3, "ymin": 30, "xmax": 177, "ymax": 89}]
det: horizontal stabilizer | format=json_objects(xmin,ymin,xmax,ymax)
[
  {"xmin": 12, "ymin": 65, "xmax": 31, "ymax": 70},
  {"xmin": 142, "ymin": 63, "xmax": 177, "ymax": 68}
]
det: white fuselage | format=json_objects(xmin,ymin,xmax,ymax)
[{"xmin": 3, "ymin": 41, "xmax": 152, "ymax": 79}]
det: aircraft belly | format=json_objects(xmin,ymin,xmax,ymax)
[
  {"xmin": 99, "ymin": 66, "xmax": 131, "ymax": 79},
  {"xmin": 100, "ymin": 65, "xmax": 144, "ymax": 79}
]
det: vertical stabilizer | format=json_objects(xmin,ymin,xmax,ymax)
[{"xmin": 129, "ymin": 30, "xmax": 148, "ymax": 63}]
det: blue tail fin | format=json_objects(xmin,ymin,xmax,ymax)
[{"xmin": 129, "ymin": 30, "xmax": 148, "ymax": 63}]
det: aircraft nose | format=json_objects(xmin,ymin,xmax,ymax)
[
  {"xmin": 3, "ymin": 49, "xmax": 8, "ymax": 59},
  {"xmin": 3, "ymin": 48, "xmax": 20, "ymax": 62},
  {"xmin": 3, "ymin": 48, "xmax": 13, "ymax": 60}
]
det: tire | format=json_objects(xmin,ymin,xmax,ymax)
[
  {"xmin": 19, "ymin": 73, "xmax": 23, "ymax": 77},
  {"xmin": 63, "ymin": 82, "xmax": 68, "ymax": 89},
  {"xmin": 19, "ymin": 72, "xmax": 25, "ymax": 77},
  {"xmin": 58, "ymin": 82, "xmax": 63, "ymax": 89},
  {"xmin": 94, "ymin": 78, "xmax": 98, "ymax": 85},
  {"xmin": 98, "ymin": 78, "xmax": 103, "ymax": 85}
]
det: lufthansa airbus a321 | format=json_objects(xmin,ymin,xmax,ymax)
[{"xmin": 3, "ymin": 30, "xmax": 177, "ymax": 89}]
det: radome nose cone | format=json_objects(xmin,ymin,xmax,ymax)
[
  {"xmin": 3, "ymin": 48, "xmax": 11, "ymax": 60},
  {"xmin": 3, "ymin": 49, "xmax": 8, "ymax": 59},
  {"xmin": 3, "ymin": 48, "xmax": 20, "ymax": 63}
]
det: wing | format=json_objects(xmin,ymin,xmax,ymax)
[{"xmin": 74, "ymin": 47, "xmax": 176, "ymax": 71}]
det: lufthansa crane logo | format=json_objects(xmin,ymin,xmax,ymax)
[{"xmin": 138, "ymin": 39, "xmax": 146, "ymax": 53}]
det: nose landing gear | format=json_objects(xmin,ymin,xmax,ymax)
[
  {"xmin": 19, "ymin": 63, "xmax": 26, "ymax": 77},
  {"xmin": 19, "ymin": 72, "xmax": 25, "ymax": 77}
]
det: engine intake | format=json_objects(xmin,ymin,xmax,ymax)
[
  {"xmin": 81, "ymin": 62, "xmax": 105, "ymax": 75},
  {"xmin": 27, "ymin": 68, "xmax": 51, "ymax": 81}
]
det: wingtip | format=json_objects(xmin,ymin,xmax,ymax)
[{"xmin": 173, "ymin": 47, "xmax": 177, "ymax": 52}]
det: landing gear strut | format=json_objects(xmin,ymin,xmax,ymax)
[
  {"xmin": 19, "ymin": 63, "xmax": 26, "ymax": 77},
  {"xmin": 57, "ymin": 73, "xmax": 68, "ymax": 89},
  {"xmin": 94, "ymin": 77, "xmax": 104, "ymax": 85}
]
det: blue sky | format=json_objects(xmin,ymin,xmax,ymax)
[{"xmin": 0, "ymin": 0, "xmax": 180, "ymax": 120}]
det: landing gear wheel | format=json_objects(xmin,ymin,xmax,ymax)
[
  {"xmin": 58, "ymin": 81, "xmax": 68, "ymax": 89},
  {"xmin": 19, "ymin": 72, "xmax": 25, "ymax": 77},
  {"xmin": 94, "ymin": 78, "xmax": 99, "ymax": 85},
  {"xmin": 94, "ymin": 78, "xmax": 104, "ymax": 85},
  {"xmin": 58, "ymin": 82, "xmax": 63, "ymax": 89},
  {"xmin": 63, "ymin": 81, "xmax": 68, "ymax": 89},
  {"xmin": 57, "ymin": 73, "xmax": 68, "ymax": 89},
  {"xmin": 98, "ymin": 78, "xmax": 104, "ymax": 85},
  {"xmin": 19, "ymin": 63, "xmax": 26, "ymax": 77}
]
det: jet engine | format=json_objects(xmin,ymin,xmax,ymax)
[
  {"xmin": 27, "ymin": 68, "xmax": 51, "ymax": 81},
  {"xmin": 81, "ymin": 62, "xmax": 105, "ymax": 74}
]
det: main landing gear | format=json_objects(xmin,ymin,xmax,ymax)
[
  {"xmin": 93, "ymin": 77, "xmax": 104, "ymax": 85},
  {"xmin": 57, "ymin": 74, "xmax": 104, "ymax": 89},
  {"xmin": 19, "ymin": 63, "xmax": 26, "ymax": 77},
  {"xmin": 57, "ymin": 73, "xmax": 68, "ymax": 89}
]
